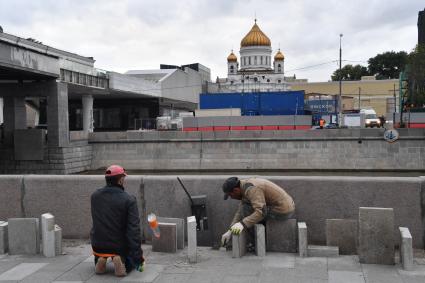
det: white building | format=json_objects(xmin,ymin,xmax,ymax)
[{"xmin": 216, "ymin": 20, "xmax": 290, "ymax": 93}]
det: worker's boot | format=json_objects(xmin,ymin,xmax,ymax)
[
  {"xmin": 95, "ymin": 257, "xmax": 107, "ymax": 274},
  {"xmin": 112, "ymin": 256, "xmax": 127, "ymax": 277}
]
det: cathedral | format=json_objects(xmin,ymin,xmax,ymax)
[{"xmin": 217, "ymin": 20, "xmax": 290, "ymax": 92}]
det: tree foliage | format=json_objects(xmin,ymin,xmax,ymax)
[
  {"xmin": 331, "ymin": 64, "xmax": 369, "ymax": 81},
  {"xmin": 406, "ymin": 44, "xmax": 425, "ymax": 107},
  {"xmin": 331, "ymin": 51, "xmax": 408, "ymax": 81},
  {"xmin": 367, "ymin": 51, "xmax": 408, "ymax": 79}
]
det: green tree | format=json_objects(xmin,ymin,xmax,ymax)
[
  {"xmin": 367, "ymin": 51, "xmax": 408, "ymax": 79},
  {"xmin": 331, "ymin": 64, "xmax": 369, "ymax": 81},
  {"xmin": 406, "ymin": 44, "xmax": 425, "ymax": 108}
]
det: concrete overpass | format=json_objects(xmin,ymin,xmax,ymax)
[{"xmin": 0, "ymin": 30, "xmax": 201, "ymax": 173}]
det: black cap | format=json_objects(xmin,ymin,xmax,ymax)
[{"xmin": 222, "ymin": 177, "xmax": 239, "ymax": 200}]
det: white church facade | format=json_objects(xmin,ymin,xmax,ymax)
[{"xmin": 215, "ymin": 20, "xmax": 290, "ymax": 93}]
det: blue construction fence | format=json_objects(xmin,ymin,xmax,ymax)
[{"xmin": 200, "ymin": 91, "xmax": 306, "ymax": 116}]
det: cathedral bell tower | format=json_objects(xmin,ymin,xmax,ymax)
[
  {"xmin": 273, "ymin": 49, "xmax": 284, "ymax": 74},
  {"xmin": 227, "ymin": 51, "xmax": 238, "ymax": 75}
]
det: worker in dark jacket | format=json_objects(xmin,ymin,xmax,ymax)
[
  {"xmin": 91, "ymin": 165, "xmax": 144, "ymax": 277},
  {"xmin": 221, "ymin": 177, "xmax": 295, "ymax": 246}
]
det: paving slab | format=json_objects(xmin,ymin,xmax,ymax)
[
  {"xmin": 358, "ymin": 207, "xmax": 395, "ymax": 265},
  {"xmin": 327, "ymin": 255, "xmax": 362, "ymax": 272},
  {"xmin": 266, "ymin": 219, "xmax": 297, "ymax": 253},
  {"xmin": 157, "ymin": 217, "xmax": 184, "ymax": 249},
  {"xmin": 326, "ymin": 219, "xmax": 358, "ymax": 255},
  {"xmin": 308, "ymin": 245, "xmax": 339, "ymax": 257},
  {"xmin": 0, "ymin": 222, "xmax": 7, "ymax": 254},
  {"xmin": 0, "ymin": 242, "xmax": 423, "ymax": 283},
  {"xmin": 254, "ymin": 224, "xmax": 266, "ymax": 257},
  {"xmin": 232, "ymin": 231, "xmax": 247, "ymax": 258},
  {"xmin": 328, "ymin": 270, "xmax": 365, "ymax": 283},
  {"xmin": 121, "ymin": 264, "xmax": 165, "ymax": 282},
  {"xmin": 262, "ymin": 253, "xmax": 295, "ymax": 269},
  {"xmin": 7, "ymin": 218, "xmax": 40, "ymax": 255},
  {"xmin": 0, "ymin": 263, "xmax": 48, "ymax": 280},
  {"xmin": 152, "ymin": 223, "xmax": 177, "ymax": 253},
  {"xmin": 399, "ymin": 227, "xmax": 414, "ymax": 271},
  {"xmin": 294, "ymin": 257, "xmax": 328, "ymax": 280},
  {"xmin": 362, "ymin": 264, "xmax": 404, "ymax": 283},
  {"xmin": 298, "ymin": 221, "xmax": 307, "ymax": 257},
  {"xmin": 53, "ymin": 261, "xmax": 94, "ymax": 281},
  {"xmin": 153, "ymin": 273, "xmax": 191, "ymax": 283}
]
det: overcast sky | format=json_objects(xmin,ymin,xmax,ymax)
[{"xmin": 0, "ymin": 0, "xmax": 423, "ymax": 82}]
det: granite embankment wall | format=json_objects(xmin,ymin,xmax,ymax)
[
  {"xmin": 0, "ymin": 175, "xmax": 423, "ymax": 249},
  {"xmin": 89, "ymin": 128, "xmax": 425, "ymax": 171}
]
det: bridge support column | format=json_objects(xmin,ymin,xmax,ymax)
[
  {"xmin": 82, "ymin": 95, "xmax": 93, "ymax": 133},
  {"xmin": 3, "ymin": 96, "xmax": 26, "ymax": 145},
  {"xmin": 47, "ymin": 82, "xmax": 69, "ymax": 147},
  {"xmin": 0, "ymin": 98, "xmax": 3, "ymax": 125}
]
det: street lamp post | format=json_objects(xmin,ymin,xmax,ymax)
[{"xmin": 338, "ymin": 33, "xmax": 343, "ymax": 126}]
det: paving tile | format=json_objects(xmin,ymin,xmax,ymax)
[
  {"xmin": 52, "ymin": 262, "xmax": 94, "ymax": 281},
  {"xmin": 0, "ymin": 263, "xmax": 48, "ymax": 280},
  {"xmin": 327, "ymin": 256, "xmax": 362, "ymax": 272},
  {"xmin": 187, "ymin": 270, "xmax": 227, "ymax": 283},
  {"xmin": 121, "ymin": 264, "xmax": 165, "ymax": 282},
  {"xmin": 294, "ymin": 257, "xmax": 328, "ymax": 280},
  {"xmin": 153, "ymin": 273, "xmax": 191, "ymax": 283},
  {"xmin": 220, "ymin": 275, "xmax": 259, "ymax": 283},
  {"xmin": 362, "ymin": 264, "xmax": 404, "ymax": 283},
  {"xmin": 398, "ymin": 264, "xmax": 425, "ymax": 277},
  {"xmin": 259, "ymin": 268, "xmax": 327, "ymax": 283},
  {"xmin": 262, "ymin": 253, "xmax": 295, "ymax": 269},
  {"xmin": 328, "ymin": 270, "xmax": 365, "ymax": 283}
]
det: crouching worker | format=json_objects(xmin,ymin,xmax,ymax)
[
  {"xmin": 221, "ymin": 177, "xmax": 295, "ymax": 248},
  {"xmin": 90, "ymin": 165, "xmax": 144, "ymax": 277}
]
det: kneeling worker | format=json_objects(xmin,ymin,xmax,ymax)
[
  {"xmin": 221, "ymin": 177, "xmax": 295, "ymax": 246},
  {"xmin": 91, "ymin": 165, "xmax": 144, "ymax": 277}
]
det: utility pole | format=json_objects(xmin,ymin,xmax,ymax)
[
  {"xmin": 338, "ymin": 34, "xmax": 343, "ymax": 126},
  {"xmin": 393, "ymin": 84, "xmax": 396, "ymax": 125}
]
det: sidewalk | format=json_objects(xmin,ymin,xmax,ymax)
[{"xmin": 0, "ymin": 240, "xmax": 424, "ymax": 282}]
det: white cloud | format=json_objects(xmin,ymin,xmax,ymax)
[{"xmin": 0, "ymin": 0, "xmax": 422, "ymax": 81}]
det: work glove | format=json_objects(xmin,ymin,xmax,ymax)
[
  {"xmin": 230, "ymin": 222, "xmax": 244, "ymax": 235},
  {"xmin": 136, "ymin": 256, "xmax": 145, "ymax": 272},
  {"xmin": 221, "ymin": 230, "xmax": 232, "ymax": 247}
]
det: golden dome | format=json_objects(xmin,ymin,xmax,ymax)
[
  {"xmin": 274, "ymin": 49, "xmax": 285, "ymax": 60},
  {"xmin": 227, "ymin": 51, "xmax": 237, "ymax": 62},
  {"xmin": 240, "ymin": 20, "xmax": 271, "ymax": 47}
]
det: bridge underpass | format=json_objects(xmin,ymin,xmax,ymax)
[{"xmin": 0, "ymin": 31, "xmax": 198, "ymax": 174}]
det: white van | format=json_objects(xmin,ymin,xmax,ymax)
[{"xmin": 360, "ymin": 108, "xmax": 381, "ymax": 128}]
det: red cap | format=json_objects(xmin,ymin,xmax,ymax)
[{"xmin": 105, "ymin": 165, "xmax": 127, "ymax": 177}]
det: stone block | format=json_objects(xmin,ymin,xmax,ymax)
[
  {"xmin": 0, "ymin": 221, "xmax": 8, "ymax": 254},
  {"xmin": 254, "ymin": 224, "xmax": 265, "ymax": 257},
  {"xmin": 326, "ymin": 219, "xmax": 358, "ymax": 255},
  {"xmin": 298, "ymin": 222, "xmax": 307, "ymax": 257},
  {"xmin": 152, "ymin": 223, "xmax": 177, "ymax": 253},
  {"xmin": 8, "ymin": 218, "xmax": 39, "ymax": 255},
  {"xmin": 266, "ymin": 218, "xmax": 297, "ymax": 253},
  {"xmin": 157, "ymin": 217, "xmax": 184, "ymax": 249},
  {"xmin": 307, "ymin": 245, "xmax": 339, "ymax": 257},
  {"xmin": 232, "ymin": 230, "xmax": 247, "ymax": 258},
  {"xmin": 41, "ymin": 213, "xmax": 55, "ymax": 257},
  {"xmin": 54, "ymin": 224, "xmax": 62, "ymax": 256},
  {"xmin": 358, "ymin": 207, "xmax": 395, "ymax": 265},
  {"xmin": 399, "ymin": 227, "xmax": 413, "ymax": 271},
  {"xmin": 187, "ymin": 216, "xmax": 197, "ymax": 263}
]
